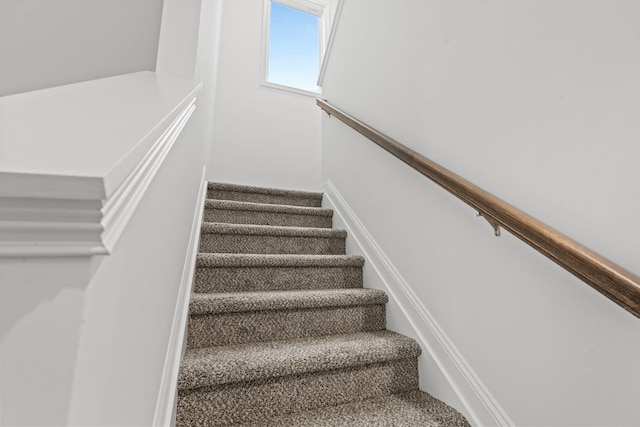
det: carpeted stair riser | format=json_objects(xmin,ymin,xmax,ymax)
[
  {"xmin": 206, "ymin": 190, "xmax": 321, "ymax": 207},
  {"xmin": 187, "ymin": 305, "xmax": 386, "ymax": 348},
  {"xmin": 194, "ymin": 265, "xmax": 363, "ymax": 293},
  {"xmin": 199, "ymin": 227, "xmax": 346, "ymax": 255},
  {"xmin": 207, "ymin": 182, "xmax": 322, "ymax": 208},
  {"xmin": 194, "ymin": 254, "xmax": 364, "ymax": 293},
  {"xmin": 176, "ymin": 358, "xmax": 419, "ymax": 427},
  {"xmin": 203, "ymin": 200, "xmax": 333, "ymax": 228},
  {"xmin": 237, "ymin": 391, "xmax": 472, "ymax": 427}
]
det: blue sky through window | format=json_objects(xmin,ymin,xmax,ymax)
[{"xmin": 268, "ymin": 1, "xmax": 320, "ymax": 92}]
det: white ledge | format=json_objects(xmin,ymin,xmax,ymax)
[{"xmin": 0, "ymin": 72, "xmax": 202, "ymax": 257}]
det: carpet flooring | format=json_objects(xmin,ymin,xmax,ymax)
[{"xmin": 177, "ymin": 182, "xmax": 470, "ymax": 426}]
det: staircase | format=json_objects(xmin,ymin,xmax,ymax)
[{"xmin": 176, "ymin": 182, "xmax": 470, "ymax": 426}]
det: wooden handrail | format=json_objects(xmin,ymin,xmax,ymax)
[{"xmin": 317, "ymin": 98, "xmax": 640, "ymax": 318}]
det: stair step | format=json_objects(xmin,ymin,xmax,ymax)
[
  {"xmin": 178, "ymin": 359, "xmax": 418, "ymax": 427},
  {"xmin": 179, "ymin": 181, "xmax": 470, "ymax": 427},
  {"xmin": 177, "ymin": 331, "xmax": 421, "ymax": 426},
  {"xmin": 179, "ymin": 330, "xmax": 419, "ymax": 389},
  {"xmin": 187, "ymin": 289, "xmax": 387, "ymax": 348},
  {"xmin": 235, "ymin": 390, "xmax": 471, "ymax": 427},
  {"xmin": 203, "ymin": 199, "xmax": 333, "ymax": 228},
  {"xmin": 190, "ymin": 288, "xmax": 386, "ymax": 314},
  {"xmin": 207, "ymin": 182, "xmax": 323, "ymax": 207},
  {"xmin": 199, "ymin": 223, "xmax": 347, "ymax": 255},
  {"xmin": 194, "ymin": 254, "xmax": 364, "ymax": 293}
]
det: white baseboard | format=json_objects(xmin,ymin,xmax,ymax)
[
  {"xmin": 153, "ymin": 166, "xmax": 207, "ymax": 427},
  {"xmin": 321, "ymin": 180, "xmax": 513, "ymax": 427}
]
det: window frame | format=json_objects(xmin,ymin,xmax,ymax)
[{"xmin": 260, "ymin": 0, "xmax": 329, "ymax": 97}]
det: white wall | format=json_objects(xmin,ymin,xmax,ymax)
[
  {"xmin": 195, "ymin": 0, "xmax": 225, "ymax": 182},
  {"xmin": 0, "ymin": 136, "xmax": 204, "ymax": 426},
  {"xmin": 321, "ymin": 1, "xmax": 640, "ymax": 425},
  {"xmin": 207, "ymin": 0, "xmax": 322, "ymax": 191},
  {"xmin": 0, "ymin": 0, "xmax": 164, "ymax": 96},
  {"xmin": 68, "ymin": 118, "xmax": 204, "ymax": 426},
  {"xmin": 0, "ymin": 91, "xmax": 204, "ymax": 427},
  {"xmin": 0, "ymin": 259, "xmax": 86, "ymax": 426},
  {"xmin": 156, "ymin": 0, "xmax": 201, "ymax": 79}
]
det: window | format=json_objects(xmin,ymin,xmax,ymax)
[{"xmin": 262, "ymin": 0, "xmax": 327, "ymax": 95}]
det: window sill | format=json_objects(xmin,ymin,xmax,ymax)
[{"xmin": 260, "ymin": 80, "xmax": 322, "ymax": 98}]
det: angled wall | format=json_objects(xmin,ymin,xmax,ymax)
[
  {"xmin": 320, "ymin": 1, "xmax": 640, "ymax": 425},
  {"xmin": 0, "ymin": 0, "xmax": 164, "ymax": 96}
]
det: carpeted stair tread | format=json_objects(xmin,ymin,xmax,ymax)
[
  {"xmin": 196, "ymin": 253, "xmax": 364, "ymax": 268},
  {"xmin": 199, "ymin": 223, "xmax": 346, "ymax": 255},
  {"xmin": 208, "ymin": 182, "xmax": 323, "ymax": 207},
  {"xmin": 201, "ymin": 222, "xmax": 346, "ymax": 238},
  {"xmin": 204, "ymin": 199, "xmax": 333, "ymax": 228},
  {"xmin": 208, "ymin": 182, "xmax": 324, "ymax": 200},
  {"xmin": 178, "ymin": 330, "xmax": 421, "ymax": 391},
  {"xmin": 237, "ymin": 390, "xmax": 471, "ymax": 427},
  {"xmin": 205, "ymin": 200, "xmax": 333, "ymax": 217},
  {"xmin": 189, "ymin": 288, "xmax": 387, "ymax": 315}
]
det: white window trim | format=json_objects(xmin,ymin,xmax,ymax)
[
  {"xmin": 318, "ymin": 0, "xmax": 343, "ymax": 86},
  {"xmin": 260, "ymin": 0, "xmax": 328, "ymax": 97}
]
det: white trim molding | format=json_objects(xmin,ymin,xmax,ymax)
[
  {"xmin": 100, "ymin": 98, "xmax": 197, "ymax": 252},
  {"xmin": 317, "ymin": 0, "xmax": 344, "ymax": 86},
  {"xmin": 322, "ymin": 180, "xmax": 514, "ymax": 427},
  {"xmin": 0, "ymin": 73, "xmax": 202, "ymax": 257},
  {"xmin": 153, "ymin": 168, "xmax": 207, "ymax": 427}
]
